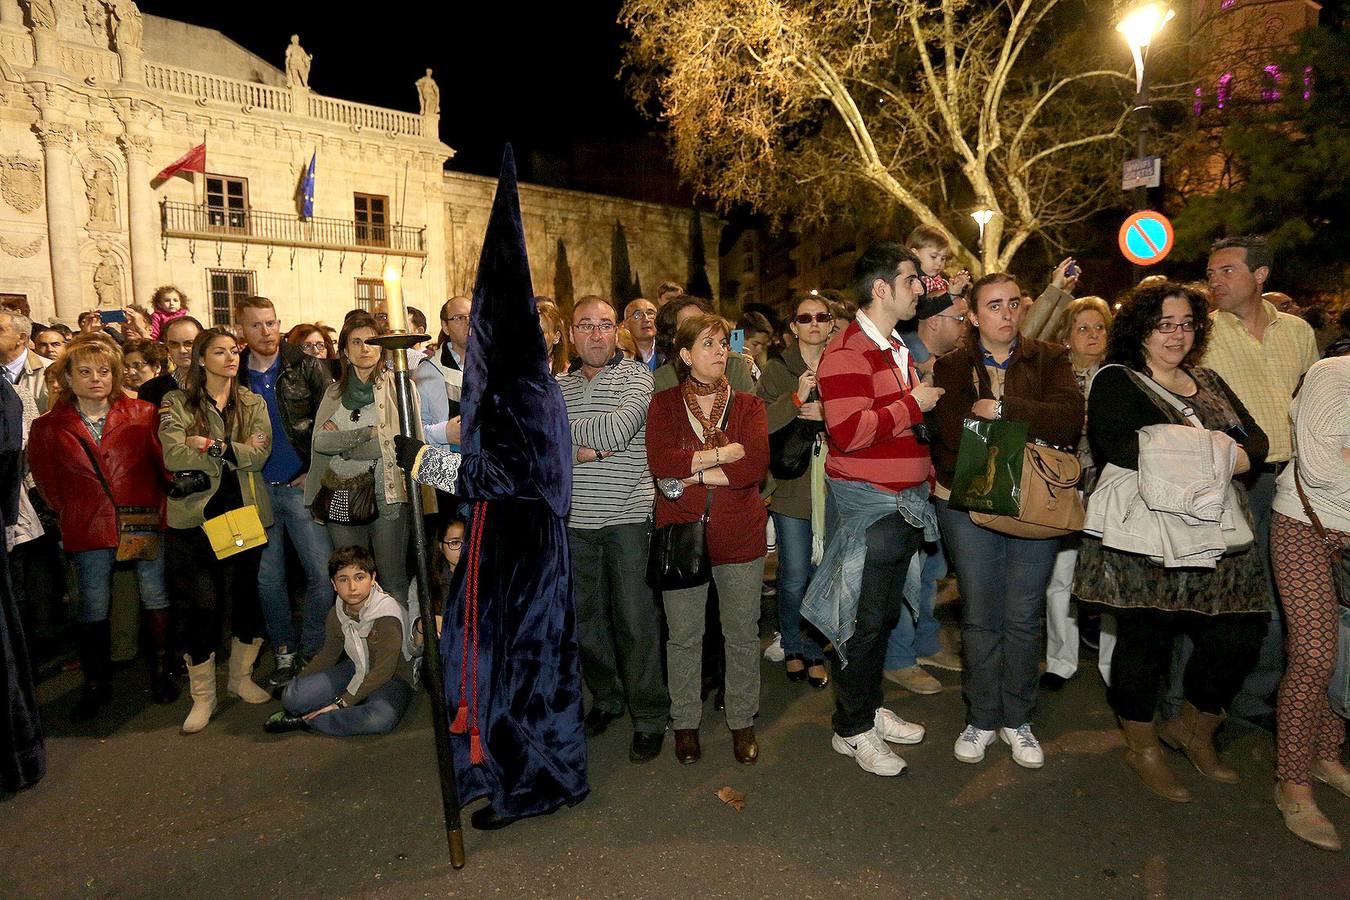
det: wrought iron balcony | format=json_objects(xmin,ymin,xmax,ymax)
[{"xmin": 160, "ymin": 201, "xmax": 426, "ymax": 257}]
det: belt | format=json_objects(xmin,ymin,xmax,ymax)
[{"xmin": 1259, "ymin": 461, "xmax": 1288, "ymax": 475}]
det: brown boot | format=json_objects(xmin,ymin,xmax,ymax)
[
  {"xmin": 1158, "ymin": 701, "xmax": 1239, "ymax": 784},
  {"xmin": 1120, "ymin": 719, "xmax": 1192, "ymax": 803}
]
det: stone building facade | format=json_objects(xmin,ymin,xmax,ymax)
[{"xmin": 0, "ymin": 4, "xmax": 716, "ymax": 330}]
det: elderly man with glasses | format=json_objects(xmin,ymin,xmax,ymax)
[
  {"xmin": 558, "ymin": 295, "xmax": 667, "ymax": 762},
  {"xmin": 623, "ymin": 298, "xmax": 661, "ymax": 372}
]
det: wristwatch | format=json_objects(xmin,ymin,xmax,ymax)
[
  {"xmin": 206, "ymin": 439, "xmax": 225, "ymax": 459},
  {"xmin": 333, "ymin": 696, "xmax": 349, "ymax": 709},
  {"xmin": 994, "ymin": 400, "xmax": 1004, "ymax": 420}
]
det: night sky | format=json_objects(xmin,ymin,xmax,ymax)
[{"xmin": 136, "ymin": 2, "xmax": 651, "ymax": 181}]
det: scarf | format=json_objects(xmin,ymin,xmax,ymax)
[
  {"xmin": 680, "ymin": 375, "xmax": 730, "ymax": 449},
  {"xmin": 341, "ymin": 372, "xmax": 376, "ymax": 412},
  {"xmin": 335, "ymin": 583, "xmax": 410, "ymax": 696}
]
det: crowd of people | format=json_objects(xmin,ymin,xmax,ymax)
[{"xmin": 0, "ymin": 230, "xmax": 1346, "ymax": 851}]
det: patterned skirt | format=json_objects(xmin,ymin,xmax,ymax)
[{"xmin": 1074, "ymin": 532, "xmax": 1270, "ymax": 616}]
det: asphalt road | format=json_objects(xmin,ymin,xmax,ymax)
[{"xmin": 4, "ymin": 635, "xmax": 1348, "ymax": 900}]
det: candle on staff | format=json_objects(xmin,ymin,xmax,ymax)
[{"xmin": 383, "ymin": 265, "xmax": 407, "ymax": 332}]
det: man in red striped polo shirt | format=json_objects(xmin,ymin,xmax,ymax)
[{"xmin": 808, "ymin": 243, "xmax": 945, "ymax": 776}]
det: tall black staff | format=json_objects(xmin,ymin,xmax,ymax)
[{"xmin": 371, "ymin": 267, "xmax": 466, "ymax": 869}]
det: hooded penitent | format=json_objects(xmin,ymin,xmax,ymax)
[{"xmin": 412, "ymin": 145, "xmax": 587, "ymax": 819}]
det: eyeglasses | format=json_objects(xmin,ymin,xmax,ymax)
[
  {"xmin": 441, "ymin": 538, "xmax": 463, "ymax": 550},
  {"xmin": 441, "ymin": 314, "xmax": 469, "ymax": 324},
  {"xmin": 573, "ymin": 322, "xmax": 616, "ymax": 334},
  {"xmin": 1074, "ymin": 323, "xmax": 1107, "ymax": 334},
  {"xmin": 301, "ymin": 341, "xmax": 327, "ymax": 352},
  {"xmin": 935, "ymin": 313, "xmax": 967, "ymax": 323},
  {"xmin": 794, "ymin": 313, "xmax": 834, "ymax": 324},
  {"xmin": 1154, "ymin": 321, "xmax": 1198, "ymax": 333},
  {"xmin": 628, "ymin": 310, "xmax": 656, "ymax": 321}
]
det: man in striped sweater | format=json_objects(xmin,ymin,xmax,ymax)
[
  {"xmin": 813, "ymin": 243, "xmax": 945, "ymax": 776},
  {"xmin": 559, "ymin": 296, "xmax": 668, "ymax": 763}
]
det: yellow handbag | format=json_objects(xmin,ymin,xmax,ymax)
[{"xmin": 201, "ymin": 505, "xmax": 268, "ymax": 560}]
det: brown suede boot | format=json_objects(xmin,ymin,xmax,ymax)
[
  {"xmin": 1120, "ymin": 719, "xmax": 1192, "ymax": 803},
  {"xmin": 1158, "ymin": 701, "xmax": 1239, "ymax": 784}
]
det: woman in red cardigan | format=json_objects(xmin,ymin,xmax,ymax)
[
  {"xmin": 647, "ymin": 314, "xmax": 769, "ymax": 766},
  {"xmin": 28, "ymin": 334, "xmax": 174, "ymax": 721}
]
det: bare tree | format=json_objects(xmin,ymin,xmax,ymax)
[{"xmin": 621, "ymin": 0, "xmax": 1149, "ymax": 274}]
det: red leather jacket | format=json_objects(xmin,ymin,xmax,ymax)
[{"xmin": 28, "ymin": 396, "xmax": 167, "ymax": 552}]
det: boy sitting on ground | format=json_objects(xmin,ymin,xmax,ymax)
[{"xmin": 264, "ymin": 546, "xmax": 414, "ymax": 736}]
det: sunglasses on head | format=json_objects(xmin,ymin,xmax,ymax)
[{"xmin": 794, "ymin": 312, "xmax": 834, "ymax": 324}]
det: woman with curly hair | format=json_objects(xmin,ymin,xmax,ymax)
[{"xmin": 1075, "ymin": 281, "xmax": 1269, "ymax": 803}]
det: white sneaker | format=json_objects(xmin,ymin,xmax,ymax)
[
  {"xmin": 1000, "ymin": 724, "xmax": 1045, "ymax": 769},
  {"xmin": 874, "ymin": 707, "xmax": 925, "ymax": 744},
  {"xmin": 762, "ymin": 632, "xmax": 785, "ymax": 663},
  {"xmin": 832, "ymin": 728, "xmax": 907, "ymax": 776},
  {"xmin": 954, "ymin": 724, "xmax": 998, "ymax": 763}
]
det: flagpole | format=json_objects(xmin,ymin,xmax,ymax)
[{"xmin": 368, "ymin": 275, "xmax": 467, "ymax": 870}]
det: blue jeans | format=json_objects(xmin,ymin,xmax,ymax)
[
  {"xmin": 259, "ymin": 482, "xmax": 334, "ymax": 656},
  {"xmin": 281, "ymin": 659, "xmax": 412, "ymax": 736},
  {"xmin": 937, "ymin": 499, "xmax": 1059, "ymax": 730},
  {"xmin": 771, "ymin": 511, "xmax": 825, "ymax": 662},
  {"xmin": 72, "ymin": 546, "xmax": 168, "ymax": 624},
  {"xmin": 883, "ymin": 538, "xmax": 946, "ymax": 669}
]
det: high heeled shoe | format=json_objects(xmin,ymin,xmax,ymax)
[
  {"xmin": 806, "ymin": 661, "xmax": 829, "ymax": 690},
  {"xmin": 784, "ymin": 653, "xmax": 807, "ymax": 683}
]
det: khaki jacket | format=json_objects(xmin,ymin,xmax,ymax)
[
  {"xmin": 305, "ymin": 371, "xmax": 417, "ymax": 509},
  {"xmin": 159, "ymin": 387, "xmax": 273, "ymax": 529}
]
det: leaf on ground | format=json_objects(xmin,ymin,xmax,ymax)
[{"xmin": 715, "ymin": 785, "xmax": 745, "ymax": 811}]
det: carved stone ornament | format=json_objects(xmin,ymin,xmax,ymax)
[
  {"xmin": 34, "ymin": 122, "xmax": 75, "ymax": 152},
  {"xmin": 85, "ymin": 162, "xmax": 115, "ymax": 225},
  {"xmin": 0, "ymin": 235, "xmax": 44, "ymax": 258},
  {"xmin": 118, "ymin": 133, "xmax": 151, "ymax": 160},
  {"xmin": 92, "ymin": 247, "xmax": 123, "ymax": 308},
  {"xmin": 1, "ymin": 156, "xmax": 44, "ymax": 215}
]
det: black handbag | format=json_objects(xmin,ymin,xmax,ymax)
[
  {"xmin": 1295, "ymin": 463, "xmax": 1350, "ymax": 608},
  {"xmin": 769, "ymin": 416, "xmax": 824, "ymax": 480},
  {"xmin": 312, "ymin": 467, "xmax": 378, "ymax": 526},
  {"xmin": 647, "ymin": 489, "xmax": 714, "ymax": 591}
]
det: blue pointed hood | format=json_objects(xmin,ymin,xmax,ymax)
[{"xmin": 457, "ymin": 145, "xmax": 571, "ymax": 518}]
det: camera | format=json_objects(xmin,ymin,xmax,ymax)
[{"xmin": 168, "ymin": 470, "xmax": 210, "ymax": 499}]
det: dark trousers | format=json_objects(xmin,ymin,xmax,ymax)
[
  {"xmin": 832, "ymin": 512, "xmax": 925, "ymax": 738},
  {"xmin": 569, "ymin": 522, "xmax": 669, "ymax": 733},
  {"xmin": 166, "ymin": 527, "xmax": 264, "ymax": 664},
  {"xmin": 1108, "ymin": 606, "xmax": 1266, "ymax": 723},
  {"xmin": 937, "ymin": 499, "xmax": 1059, "ymax": 730}
]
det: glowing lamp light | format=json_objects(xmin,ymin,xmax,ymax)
[
  {"xmin": 1116, "ymin": 3, "xmax": 1175, "ymax": 92},
  {"xmin": 382, "ymin": 265, "xmax": 407, "ymax": 333},
  {"xmin": 970, "ymin": 207, "xmax": 995, "ymax": 243}
]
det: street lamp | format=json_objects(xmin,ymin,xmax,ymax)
[
  {"xmin": 1116, "ymin": 2, "xmax": 1174, "ymax": 211},
  {"xmin": 970, "ymin": 207, "xmax": 994, "ymax": 245}
]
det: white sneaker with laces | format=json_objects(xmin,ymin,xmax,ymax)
[
  {"xmin": 954, "ymin": 724, "xmax": 998, "ymax": 763},
  {"xmin": 832, "ymin": 727, "xmax": 907, "ymax": 776},
  {"xmin": 874, "ymin": 707, "xmax": 925, "ymax": 744},
  {"xmin": 1000, "ymin": 724, "xmax": 1045, "ymax": 769},
  {"xmin": 762, "ymin": 632, "xmax": 785, "ymax": 663}
]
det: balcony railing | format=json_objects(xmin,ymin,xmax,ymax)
[
  {"xmin": 143, "ymin": 63, "xmax": 425, "ymax": 138},
  {"xmin": 160, "ymin": 201, "xmax": 426, "ymax": 257}
]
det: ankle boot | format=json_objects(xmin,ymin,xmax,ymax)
[
  {"xmin": 1158, "ymin": 701, "xmax": 1239, "ymax": 784},
  {"xmin": 1120, "ymin": 719, "xmax": 1192, "ymax": 803},
  {"xmin": 226, "ymin": 637, "xmax": 272, "ymax": 704},
  {"xmin": 144, "ymin": 610, "xmax": 180, "ymax": 704},
  {"xmin": 71, "ymin": 621, "xmax": 112, "ymax": 723},
  {"xmin": 1274, "ymin": 783, "xmax": 1342, "ymax": 851},
  {"xmin": 182, "ymin": 653, "xmax": 217, "ymax": 734}
]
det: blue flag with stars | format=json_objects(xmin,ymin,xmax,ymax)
[{"xmin": 300, "ymin": 150, "xmax": 316, "ymax": 218}]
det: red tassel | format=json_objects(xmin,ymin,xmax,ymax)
[
  {"xmin": 450, "ymin": 700, "xmax": 468, "ymax": 734},
  {"xmin": 469, "ymin": 727, "xmax": 484, "ymax": 764}
]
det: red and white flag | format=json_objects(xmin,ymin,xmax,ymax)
[{"xmin": 155, "ymin": 142, "xmax": 206, "ymax": 181}]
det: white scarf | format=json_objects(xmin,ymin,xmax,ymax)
[{"xmin": 335, "ymin": 584, "xmax": 411, "ymax": 696}]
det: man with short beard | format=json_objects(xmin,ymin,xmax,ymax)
[{"xmin": 558, "ymin": 295, "xmax": 666, "ymax": 762}]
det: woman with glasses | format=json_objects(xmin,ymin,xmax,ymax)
[
  {"xmin": 120, "ymin": 338, "xmax": 166, "ymax": 394},
  {"xmin": 306, "ymin": 312, "xmax": 415, "ymax": 607},
  {"xmin": 1040, "ymin": 297, "xmax": 1115, "ymax": 692},
  {"xmin": 285, "ymin": 323, "xmax": 339, "ymax": 379},
  {"xmin": 648, "ymin": 313, "xmax": 770, "ymax": 765},
  {"xmin": 757, "ymin": 295, "xmax": 833, "ymax": 688},
  {"xmin": 1075, "ymin": 281, "xmax": 1268, "ymax": 803}
]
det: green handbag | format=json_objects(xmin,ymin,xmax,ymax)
[{"xmin": 948, "ymin": 417, "xmax": 1028, "ymax": 517}]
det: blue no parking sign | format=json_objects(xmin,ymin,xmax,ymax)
[{"xmin": 1117, "ymin": 211, "xmax": 1175, "ymax": 266}]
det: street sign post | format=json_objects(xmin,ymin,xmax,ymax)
[
  {"xmin": 1122, "ymin": 156, "xmax": 1162, "ymax": 191},
  {"xmin": 1118, "ymin": 210, "xmax": 1174, "ymax": 266}
]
